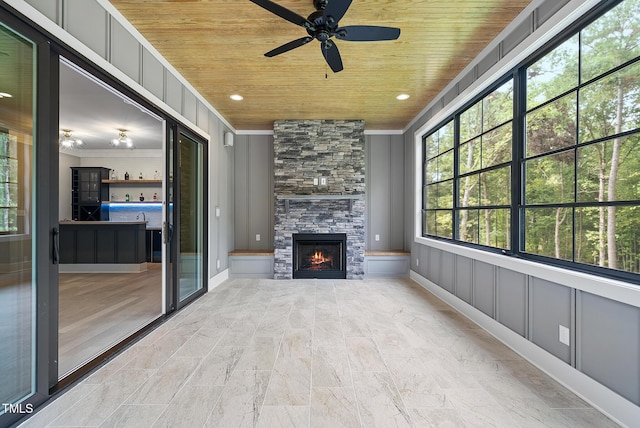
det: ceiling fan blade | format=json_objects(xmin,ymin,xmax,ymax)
[
  {"xmin": 336, "ymin": 25, "xmax": 401, "ymax": 41},
  {"xmin": 265, "ymin": 37, "xmax": 314, "ymax": 57},
  {"xmin": 249, "ymin": 0, "xmax": 311, "ymax": 28},
  {"xmin": 323, "ymin": 0, "xmax": 353, "ymax": 24},
  {"xmin": 321, "ymin": 40, "xmax": 343, "ymax": 73}
]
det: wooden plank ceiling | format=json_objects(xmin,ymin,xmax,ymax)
[{"xmin": 109, "ymin": 0, "xmax": 534, "ymax": 131}]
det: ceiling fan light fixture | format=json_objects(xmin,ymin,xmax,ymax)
[
  {"xmin": 230, "ymin": 94, "xmax": 244, "ymax": 101},
  {"xmin": 59, "ymin": 129, "xmax": 83, "ymax": 149},
  {"xmin": 396, "ymin": 93, "xmax": 410, "ymax": 100}
]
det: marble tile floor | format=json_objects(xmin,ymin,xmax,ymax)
[{"xmin": 18, "ymin": 278, "xmax": 619, "ymax": 428}]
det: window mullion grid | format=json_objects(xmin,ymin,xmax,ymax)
[
  {"xmin": 513, "ymin": 69, "xmax": 526, "ymax": 255},
  {"xmin": 453, "ymin": 115, "xmax": 460, "ymax": 241}
]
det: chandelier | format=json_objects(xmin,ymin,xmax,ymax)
[
  {"xmin": 111, "ymin": 129, "xmax": 133, "ymax": 148},
  {"xmin": 59, "ymin": 129, "xmax": 83, "ymax": 149}
]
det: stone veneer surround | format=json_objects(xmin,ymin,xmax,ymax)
[{"xmin": 273, "ymin": 120, "xmax": 365, "ymax": 279}]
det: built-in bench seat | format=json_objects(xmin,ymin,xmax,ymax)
[
  {"xmin": 228, "ymin": 250, "xmax": 275, "ymax": 278},
  {"xmin": 364, "ymin": 250, "xmax": 411, "ymax": 278}
]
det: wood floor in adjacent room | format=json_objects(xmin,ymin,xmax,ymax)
[
  {"xmin": 24, "ymin": 278, "xmax": 619, "ymax": 427},
  {"xmin": 58, "ymin": 264, "xmax": 163, "ymax": 377}
]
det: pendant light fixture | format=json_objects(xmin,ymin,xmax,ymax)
[
  {"xmin": 111, "ymin": 128, "xmax": 133, "ymax": 148},
  {"xmin": 59, "ymin": 129, "xmax": 83, "ymax": 149}
]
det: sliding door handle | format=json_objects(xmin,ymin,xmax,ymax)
[{"xmin": 52, "ymin": 227, "xmax": 60, "ymax": 264}]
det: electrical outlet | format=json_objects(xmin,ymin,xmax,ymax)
[
  {"xmin": 320, "ymin": 177, "xmax": 327, "ymax": 185},
  {"xmin": 216, "ymin": 259, "xmax": 221, "ymax": 269},
  {"xmin": 559, "ymin": 325, "xmax": 570, "ymax": 346},
  {"xmin": 416, "ymin": 258, "xmax": 419, "ymax": 267},
  {"xmin": 313, "ymin": 178, "xmax": 319, "ymax": 185},
  {"xmin": 375, "ymin": 234, "xmax": 380, "ymax": 241},
  {"xmin": 215, "ymin": 207, "xmax": 221, "ymax": 218},
  {"xmin": 256, "ymin": 234, "xmax": 261, "ymax": 241}
]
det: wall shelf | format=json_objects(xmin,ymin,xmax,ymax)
[
  {"xmin": 276, "ymin": 194, "xmax": 363, "ymax": 213},
  {"xmin": 102, "ymin": 179, "xmax": 162, "ymax": 184}
]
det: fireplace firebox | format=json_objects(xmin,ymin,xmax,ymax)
[{"xmin": 293, "ymin": 233, "xmax": 347, "ymax": 279}]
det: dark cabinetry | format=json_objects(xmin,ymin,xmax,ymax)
[{"xmin": 71, "ymin": 167, "xmax": 110, "ymax": 221}]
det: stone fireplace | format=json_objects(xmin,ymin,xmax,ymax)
[{"xmin": 273, "ymin": 120, "xmax": 365, "ymax": 279}]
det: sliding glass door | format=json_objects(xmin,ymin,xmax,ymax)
[
  {"xmin": 166, "ymin": 126, "xmax": 207, "ymax": 309},
  {"xmin": 0, "ymin": 20, "xmax": 38, "ymax": 425}
]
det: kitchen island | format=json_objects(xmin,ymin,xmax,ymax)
[{"xmin": 59, "ymin": 221, "xmax": 147, "ymax": 273}]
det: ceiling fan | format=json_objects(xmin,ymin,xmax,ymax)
[{"xmin": 249, "ymin": 0, "xmax": 401, "ymax": 73}]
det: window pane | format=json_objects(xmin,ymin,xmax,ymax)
[
  {"xmin": 460, "ymin": 101, "xmax": 482, "ymax": 143},
  {"xmin": 459, "ymin": 209, "xmax": 479, "ymax": 244},
  {"xmin": 438, "ymin": 150, "xmax": 454, "ymax": 181},
  {"xmin": 483, "ymin": 79, "xmax": 513, "ymax": 130},
  {"xmin": 425, "ymin": 184, "xmax": 437, "ymax": 209},
  {"xmin": 527, "ymin": 34, "xmax": 579, "ymax": 109},
  {"xmin": 439, "ymin": 121, "xmax": 454, "ymax": 153},
  {"xmin": 577, "ymin": 135, "xmax": 640, "ymax": 203},
  {"xmin": 425, "ymin": 133, "xmax": 438, "ymax": 160},
  {"xmin": 524, "ymin": 207, "xmax": 573, "ymax": 260},
  {"xmin": 479, "ymin": 208, "xmax": 511, "ymax": 249},
  {"xmin": 579, "ymin": 61, "xmax": 640, "ymax": 143},
  {"xmin": 436, "ymin": 211, "xmax": 453, "ymax": 238},
  {"xmin": 425, "ymin": 159, "xmax": 437, "ymax": 184},
  {"xmin": 425, "ymin": 210, "xmax": 436, "ymax": 235},
  {"xmin": 481, "ymin": 166, "xmax": 511, "ymax": 206},
  {"xmin": 576, "ymin": 206, "xmax": 640, "ymax": 273},
  {"xmin": 526, "ymin": 92, "xmax": 577, "ymax": 157},
  {"xmin": 459, "ymin": 173, "xmax": 480, "ymax": 207},
  {"xmin": 459, "ymin": 138, "xmax": 481, "ymax": 174},
  {"xmin": 525, "ymin": 150, "xmax": 575, "ymax": 204},
  {"xmin": 581, "ymin": 0, "xmax": 640, "ymax": 83},
  {"xmin": 482, "ymin": 123, "xmax": 512, "ymax": 168},
  {"xmin": 436, "ymin": 180, "xmax": 454, "ymax": 209}
]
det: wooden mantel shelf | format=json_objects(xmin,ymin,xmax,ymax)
[
  {"xmin": 276, "ymin": 194, "xmax": 363, "ymax": 213},
  {"xmin": 103, "ymin": 179, "xmax": 162, "ymax": 184}
]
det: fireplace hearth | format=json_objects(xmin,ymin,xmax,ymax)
[{"xmin": 293, "ymin": 233, "xmax": 347, "ymax": 279}]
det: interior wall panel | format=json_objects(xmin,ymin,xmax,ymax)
[
  {"xmin": 142, "ymin": 48, "xmax": 164, "ymax": 101},
  {"xmin": 530, "ymin": 278, "xmax": 571, "ymax": 364},
  {"xmin": 455, "ymin": 255, "xmax": 473, "ymax": 304},
  {"xmin": 440, "ymin": 251, "xmax": 455, "ymax": 293},
  {"xmin": 496, "ymin": 267, "xmax": 527, "ymax": 337},
  {"xmin": 63, "ymin": 0, "xmax": 108, "ymax": 59},
  {"xmin": 578, "ymin": 292, "xmax": 640, "ymax": 406},
  {"xmin": 473, "ymin": 260, "xmax": 495, "ymax": 318},
  {"xmin": 109, "ymin": 18, "xmax": 140, "ymax": 84},
  {"xmin": 366, "ymin": 135, "xmax": 391, "ymax": 250},
  {"xmin": 233, "ymin": 135, "xmax": 250, "ymax": 249},
  {"xmin": 165, "ymin": 72, "xmax": 182, "ymax": 115},
  {"xmin": 183, "ymin": 90, "xmax": 197, "ymax": 126},
  {"xmin": 389, "ymin": 134, "xmax": 405, "ymax": 250},
  {"xmin": 247, "ymin": 135, "xmax": 273, "ymax": 251},
  {"xmin": 24, "ymin": 0, "xmax": 60, "ymax": 24}
]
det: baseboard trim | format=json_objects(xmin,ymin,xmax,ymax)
[
  {"xmin": 409, "ymin": 270, "xmax": 638, "ymax": 428},
  {"xmin": 208, "ymin": 269, "xmax": 229, "ymax": 290}
]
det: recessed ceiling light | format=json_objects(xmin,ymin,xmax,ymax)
[
  {"xmin": 396, "ymin": 93, "xmax": 410, "ymax": 101},
  {"xmin": 230, "ymin": 94, "xmax": 244, "ymax": 101},
  {"xmin": 0, "ymin": 92, "xmax": 12, "ymax": 99}
]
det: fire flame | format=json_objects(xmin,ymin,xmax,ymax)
[{"xmin": 311, "ymin": 251, "xmax": 328, "ymax": 265}]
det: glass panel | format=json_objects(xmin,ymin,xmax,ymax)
[
  {"xmin": 481, "ymin": 123, "xmax": 512, "ymax": 168},
  {"xmin": 526, "ymin": 92, "xmax": 577, "ymax": 157},
  {"xmin": 581, "ymin": 0, "xmax": 640, "ymax": 83},
  {"xmin": 0, "ymin": 23, "xmax": 36, "ymax": 414},
  {"xmin": 577, "ymin": 135, "xmax": 640, "ymax": 203},
  {"xmin": 459, "ymin": 172, "xmax": 480, "ymax": 208},
  {"xmin": 424, "ymin": 133, "xmax": 438, "ymax": 160},
  {"xmin": 458, "ymin": 209, "xmax": 479, "ymax": 244},
  {"xmin": 523, "ymin": 207, "xmax": 573, "ymax": 260},
  {"xmin": 179, "ymin": 133, "xmax": 204, "ymax": 302},
  {"xmin": 438, "ymin": 120, "xmax": 454, "ymax": 153},
  {"xmin": 527, "ymin": 34, "xmax": 579, "ymax": 110},
  {"xmin": 425, "ymin": 159, "xmax": 437, "ymax": 184},
  {"xmin": 424, "ymin": 210, "xmax": 436, "ymax": 236},
  {"xmin": 435, "ymin": 211, "xmax": 453, "ymax": 238},
  {"xmin": 479, "ymin": 208, "xmax": 511, "ymax": 249},
  {"xmin": 460, "ymin": 100, "xmax": 482, "ymax": 143},
  {"xmin": 459, "ymin": 137, "xmax": 481, "ymax": 174},
  {"xmin": 481, "ymin": 166, "xmax": 511, "ymax": 206},
  {"xmin": 483, "ymin": 79, "xmax": 513, "ymax": 130},
  {"xmin": 424, "ymin": 184, "xmax": 437, "ymax": 209},
  {"xmin": 525, "ymin": 150, "xmax": 575, "ymax": 204},
  {"xmin": 579, "ymin": 61, "xmax": 640, "ymax": 143},
  {"xmin": 436, "ymin": 179, "xmax": 454, "ymax": 209},
  {"xmin": 576, "ymin": 206, "xmax": 640, "ymax": 273},
  {"xmin": 438, "ymin": 150, "xmax": 454, "ymax": 181}
]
